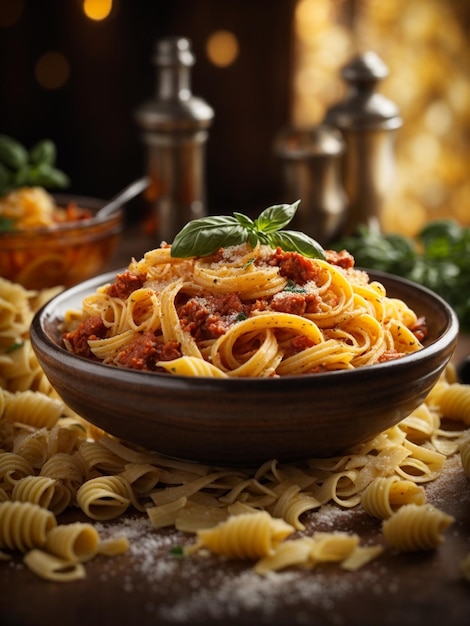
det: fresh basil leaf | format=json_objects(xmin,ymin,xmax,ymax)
[
  {"xmin": 233, "ymin": 212, "xmax": 255, "ymax": 229},
  {"xmin": 419, "ymin": 219, "xmax": 461, "ymax": 249},
  {"xmin": 171, "ymin": 215, "xmax": 246, "ymax": 258},
  {"xmin": 247, "ymin": 229, "xmax": 259, "ymax": 249},
  {"xmin": 268, "ymin": 229, "xmax": 325, "ymax": 259},
  {"xmin": 254, "ymin": 201, "xmax": 300, "ymax": 234}
]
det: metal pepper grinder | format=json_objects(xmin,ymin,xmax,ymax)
[
  {"xmin": 324, "ymin": 51, "xmax": 402, "ymax": 235},
  {"xmin": 134, "ymin": 37, "xmax": 214, "ymax": 242},
  {"xmin": 274, "ymin": 124, "xmax": 348, "ymax": 245}
]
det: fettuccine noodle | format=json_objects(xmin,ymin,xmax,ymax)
[{"xmin": 61, "ymin": 243, "xmax": 425, "ymax": 377}]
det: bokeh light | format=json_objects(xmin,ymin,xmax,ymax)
[
  {"xmin": 35, "ymin": 52, "xmax": 71, "ymax": 90},
  {"xmin": 83, "ymin": 0, "xmax": 113, "ymax": 21},
  {"xmin": 0, "ymin": 0, "xmax": 24, "ymax": 28},
  {"xmin": 206, "ymin": 31, "xmax": 239, "ymax": 68},
  {"xmin": 293, "ymin": 0, "xmax": 470, "ymax": 235}
]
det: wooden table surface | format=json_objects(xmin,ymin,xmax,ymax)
[{"xmin": 2, "ymin": 227, "xmax": 470, "ymax": 626}]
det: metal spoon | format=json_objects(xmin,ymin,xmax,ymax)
[{"xmin": 96, "ymin": 176, "xmax": 151, "ymax": 219}]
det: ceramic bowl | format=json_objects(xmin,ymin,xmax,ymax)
[
  {"xmin": 30, "ymin": 269, "xmax": 459, "ymax": 466},
  {"xmin": 0, "ymin": 194, "xmax": 123, "ymax": 290}
]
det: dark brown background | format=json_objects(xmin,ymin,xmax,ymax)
[{"xmin": 0, "ymin": 0, "xmax": 296, "ymax": 216}]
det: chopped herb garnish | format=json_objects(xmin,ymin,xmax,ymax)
[
  {"xmin": 284, "ymin": 280, "xmax": 307, "ymax": 294},
  {"xmin": 235, "ymin": 312, "xmax": 248, "ymax": 322},
  {"xmin": 243, "ymin": 258, "xmax": 255, "ymax": 269},
  {"xmin": 5, "ymin": 340, "xmax": 24, "ymax": 353},
  {"xmin": 169, "ymin": 545, "xmax": 186, "ymax": 558}
]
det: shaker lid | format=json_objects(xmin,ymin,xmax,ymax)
[
  {"xmin": 324, "ymin": 51, "xmax": 402, "ymax": 131},
  {"xmin": 153, "ymin": 37, "xmax": 195, "ymax": 67},
  {"xmin": 274, "ymin": 124, "xmax": 345, "ymax": 160}
]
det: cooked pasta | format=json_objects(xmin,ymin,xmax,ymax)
[
  {"xmin": 382, "ymin": 504, "xmax": 454, "ymax": 551},
  {"xmin": 61, "ymin": 243, "xmax": 424, "ymax": 378}
]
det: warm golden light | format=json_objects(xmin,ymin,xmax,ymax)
[
  {"xmin": 206, "ymin": 31, "xmax": 239, "ymax": 68},
  {"xmin": 293, "ymin": 0, "xmax": 470, "ymax": 235},
  {"xmin": 83, "ymin": 0, "xmax": 113, "ymax": 21},
  {"xmin": 35, "ymin": 52, "xmax": 70, "ymax": 90}
]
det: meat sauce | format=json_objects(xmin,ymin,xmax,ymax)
[{"xmin": 62, "ymin": 247, "xmax": 427, "ymax": 372}]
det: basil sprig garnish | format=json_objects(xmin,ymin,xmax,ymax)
[{"xmin": 171, "ymin": 201, "xmax": 326, "ymax": 260}]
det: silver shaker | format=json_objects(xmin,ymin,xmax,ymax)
[
  {"xmin": 134, "ymin": 37, "xmax": 214, "ymax": 242},
  {"xmin": 274, "ymin": 124, "xmax": 348, "ymax": 245},
  {"xmin": 324, "ymin": 51, "xmax": 402, "ymax": 235}
]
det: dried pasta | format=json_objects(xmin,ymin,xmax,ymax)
[
  {"xmin": 12, "ymin": 474, "xmax": 71, "ymax": 515},
  {"xmin": 45, "ymin": 523, "xmax": 100, "ymax": 563},
  {"xmin": 61, "ymin": 243, "xmax": 424, "ymax": 378},
  {"xmin": 76, "ymin": 475, "xmax": 133, "ymax": 520},
  {"xmin": 460, "ymin": 436, "xmax": 470, "ymax": 478},
  {"xmin": 438, "ymin": 383, "xmax": 470, "ymax": 425},
  {"xmin": 382, "ymin": 504, "xmax": 454, "ymax": 551},
  {"xmin": 0, "ymin": 279, "xmax": 469, "ymax": 581},
  {"xmin": 23, "ymin": 549, "xmax": 86, "ymax": 582},
  {"xmin": 361, "ymin": 476, "xmax": 426, "ymax": 520},
  {"xmin": 186, "ymin": 511, "xmax": 295, "ymax": 559},
  {"xmin": 0, "ymin": 500, "xmax": 56, "ymax": 552}
]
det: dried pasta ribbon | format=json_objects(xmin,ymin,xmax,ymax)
[
  {"xmin": 382, "ymin": 503, "xmax": 454, "ymax": 551},
  {"xmin": 39, "ymin": 452, "xmax": 86, "ymax": 500},
  {"xmin": 310, "ymin": 531, "xmax": 360, "ymax": 563},
  {"xmin": 254, "ymin": 537, "xmax": 315, "ymax": 574},
  {"xmin": 12, "ymin": 474, "xmax": 71, "ymax": 515},
  {"xmin": 119, "ymin": 462, "xmax": 161, "ymax": 495},
  {"xmin": 24, "ymin": 549, "xmax": 86, "ymax": 582},
  {"xmin": 45, "ymin": 522, "xmax": 100, "ymax": 563},
  {"xmin": 187, "ymin": 511, "xmax": 294, "ymax": 560},
  {"xmin": 439, "ymin": 383, "xmax": 470, "ymax": 424},
  {"xmin": 97, "ymin": 535, "xmax": 130, "ymax": 556},
  {"xmin": 13, "ymin": 428, "xmax": 49, "ymax": 469},
  {"xmin": 0, "ymin": 452, "xmax": 34, "ymax": 489},
  {"xmin": 460, "ymin": 552, "xmax": 470, "ymax": 582},
  {"xmin": 76, "ymin": 475, "xmax": 132, "ymax": 520},
  {"xmin": 0, "ymin": 500, "xmax": 56, "ymax": 552},
  {"xmin": 460, "ymin": 437, "xmax": 470, "ymax": 478},
  {"xmin": 2, "ymin": 390, "xmax": 63, "ymax": 429},
  {"xmin": 76, "ymin": 440, "xmax": 126, "ymax": 475},
  {"xmin": 361, "ymin": 475, "xmax": 426, "ymax": 520}
]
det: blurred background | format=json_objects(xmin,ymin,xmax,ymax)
[{"xmin": 0, "ymin": 0, "xmax": 469, "ymax": 236}]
